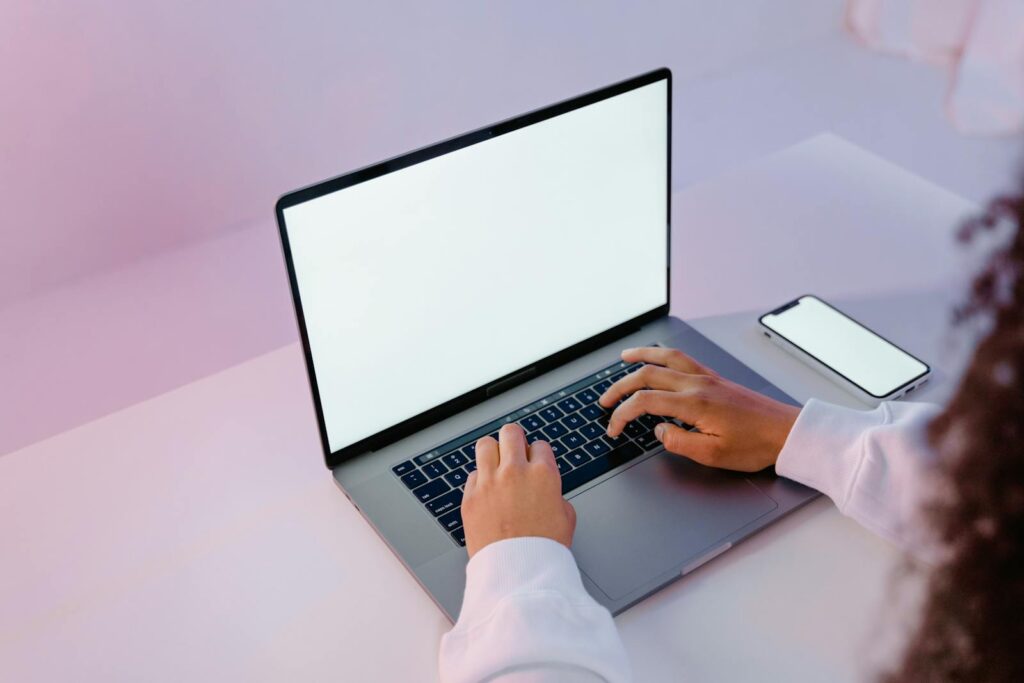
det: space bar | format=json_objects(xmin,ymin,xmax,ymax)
[{"xmin": 561, "ymin": 442, "xmax": 643, "ymax": 495}]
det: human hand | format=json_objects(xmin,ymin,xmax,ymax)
[
  {"xmin": 599, "ymin": 346, "xmax": 800, "ymax": 472},
  {"xmin": 462, "ymin": 423, "xmax": 577, "ymax": 558}
]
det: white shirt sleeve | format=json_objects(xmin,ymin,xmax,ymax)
[
  {"xmin": 438, "ymin": 536, "xmax": 632, "ymax": 683},
  {"xmin": 776, "ymin": 398, "xmax": 944, "ymax": 563}
]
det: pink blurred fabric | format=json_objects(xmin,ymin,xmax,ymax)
[{"xmin": 846, "ymin": 0, "xmax": 1024, "ymax": 135}]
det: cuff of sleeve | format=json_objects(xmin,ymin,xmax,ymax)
[
  {"xmin": 459, "ymin": 537, "xmax": 586, "ymax": 625},
  {"xmin": 775, "ymin": 398, "xmax": 891, "ymax": 509}
]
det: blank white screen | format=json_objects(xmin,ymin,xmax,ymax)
[
  {"xmin": 761, "ymin": 296, "xmax": 927, "ymax": 397},
  {"xmin": 283, "ymin": 80, "xmax": 668, "ymax": 452}
]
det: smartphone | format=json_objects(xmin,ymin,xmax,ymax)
[{"xmin": 758, "ymin": 295, "xmax": 930, "ymax": 404}]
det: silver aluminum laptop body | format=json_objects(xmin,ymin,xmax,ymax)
[
  {"xmin": 276, "ymin": 69, "xmax": 818, "ymax": 621},
  {"xmin": 336, "ymin": 317, "xmax": 816, "ymax": 619}
]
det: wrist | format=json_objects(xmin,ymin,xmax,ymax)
[
  {"xmin": 768, "ymin": 403, "xmax": 801, "ymax": 465},
  {"xmin": 467, "ymin": 528, "xmax": 571, "ymax": 559}
]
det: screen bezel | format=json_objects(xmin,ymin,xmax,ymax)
[
  {"xmin": 276, "ymin": 68, "xmax": 672, "ymax": 469},
  {"xmin": 759, "ymin": 294, "xmax": 931, "ymax": 399}
]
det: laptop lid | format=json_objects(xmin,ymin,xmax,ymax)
[{"xmin": 276, "ymin": 68, "xmax": 671, "ymax": 469}]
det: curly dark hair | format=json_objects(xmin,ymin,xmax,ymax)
[{"xmin": 885, "ymin": 180, "xmax": 1024, "ymax": 681}]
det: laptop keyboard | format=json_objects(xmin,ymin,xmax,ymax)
[{"xmin": 391, "ymin": 356, "xmax": 690, "ymax": 547}]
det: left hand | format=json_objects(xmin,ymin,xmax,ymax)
[{"xmin": 461, "ymin": 424, "xmax": 577, "ymax": 558}]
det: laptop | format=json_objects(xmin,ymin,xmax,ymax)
[{"xmin": 275, "ymin": 68, "xmax": 817, "ymax": 620}]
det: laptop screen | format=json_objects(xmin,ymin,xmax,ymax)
[{"xmin": 280, "ymin": 75, "xmax": 669, "ymax": 457}]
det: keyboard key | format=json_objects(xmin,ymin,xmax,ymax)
[
  {"xmin": 626, "ymin": 364, "xmax": 642, "ymax": 373},
  {"xmin": 413, "ymin": 478, "xmax": 450, "ymax": 503},
  {"xmin": 521, "ymin": 414, "xmax": 545, "ymax": 431},
  {"xmin": 584, "ymin": 439, "xmax": 611, "ymax": 457},
  {"xmin": 575, "ymin": 388, "xmax": 599, "ymax": 404},
  {"xmin": 602, "ymin": 433, "xmax": 630, "ymax": 449},
  {"xmin": 549, "ymin": 440, "xmax": 567, "ymax": 457},
  {"xmin": 567, "ymin": 449, "xmax": 591, "ymax": 467},
  {"xmin": 414, "ymin": 451, "xmax": 442, "ymax": 467},
  {"xmin": 426, "ymin": 488, "xmax": 463, "ymax": 516},
  {"xmin": 562, "ymin": 412, "xmax": 585, "ymax": 430},
  {"xmin": 556, "ymin": 397, "xmax": 582, "ymax": 413},
  {"xmin": 638, "ymin": 414, "xmax": 662, "ymax": 429},
  {"xmin": 526, "ymin": 430, "xmax": 546, "ymax": 444},
  {"xmin": 423, "ymin": 460, "xmax": 449, "ymax": 479},
  {"xmin": 541, "ymin": 422, "xmax": 568, "ymax": 440},
  {"xmin": 563, "ymin": 432, "xmax": 585, "ymax": 449},
  {"xmin": 464, "ymin": 459, "xmax": 477, "ymax": 473},
  {"xmin": 461, "ymin": 443, "xmax": 477, "ymax": 459},
  {"xmin": 611, "ymin": 371, "xmax": 627, "ymax": 381},
  {"xmin": 539, "ymin": 406, "xmax": 565, "ymax": 422},
  {"xmin": 595, "ymin": 379, "xmax": 613, "ymax": 393},
  {"xmin": 580, "ymin": 423, "xmax": 604, "ymax": 441},
  {"xmin": 561, "ymin": 442, "xmax": 645, "ymax": 495},
  {"xmin": 624, "ymin": 422, "xmax": 646, "ymax": 439},
  {"xmin": 442, "ymin": 451, "xmax": 468, "ymax": 469},
  {"xmin": 400, "ymin": 470, "xmax": 427, "ymax": 490},
  {"xmin": 608, "ymin": 441, "xmax": 643, "ymax": 466},
  {"xmin": 561, "ymin": 455, "xmax": 612, "ymax": 494},
  {"xmin": 392, "ymin": 460, "xmax": 416, "ymax": 476},
  {"xmin": 451, "ymin": 527, "xmax": 466, "ymax": 546},
  {"xmin": 556, "ymin": 457, "xmax": 573, "ymax": 475},
  {"xmin": 636, "ymin": 430, "xmax": 659, "ymax": 450},
  {"xmin": 438, "ymin": 508, "xmax": 463, "ymax": 532},
  {"xmin": 580, "ymin": 404, "xmax": 605, "ymax": 421},
  {"xmin": 444, "ymin": 467, "xmax": 468, "ymax": 488}
]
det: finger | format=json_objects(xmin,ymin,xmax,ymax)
[
  {"xmin": 498, "ymin": 423, "xmax": 528, "ymax": 468},
  {"xmin": 563, "ymin": 500, "xmax": 577, "ymax": 543},
  {"xmin": 621, "ymin": 346, "xmax": 714, "ymax": 375},
  {"xmin": 654, "ymin": 423, "xmax": 717, "ymax": 466},
  {"xmin": 527, "ymin": 439, "xmax": 557, "ymax": 470},
  {"xmin": 464, "ymin": 469, "xmax": 479, "ymax": 497},
  {"xmin": 607, "ymin": 389, "xmax": 700, "ymax": 437},
  {"xmin": 475, "ymin": 436, "xmax": 499, "ymax": 480},
  {"xmin": 598, "ymin": 364, "xmax": 688, "ymax": 408}
]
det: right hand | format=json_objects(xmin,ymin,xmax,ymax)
[
  {"xmin": 461, "ymin": 424, "xmax": 577, "ymax": 559},
  {"xmin": 598, "ymin": 346, "xmax": 800, "ymax": 472}
]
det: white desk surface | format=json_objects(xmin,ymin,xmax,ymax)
[{"xmin": 0, "ymin": 135, "xmax": 977, "ymax": 682}]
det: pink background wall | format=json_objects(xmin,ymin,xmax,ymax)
[
  {"xmin": 2, "ymin": 2, "xmax": 1019, "ymax": 458},
  {"xmin": 1, "ymin": 1, "xmax": 837, "ymax": 307}
]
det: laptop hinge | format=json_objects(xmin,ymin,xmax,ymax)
[{"xmin": 485, "ymin": 366, "xmax": 537, "ymax": 397}]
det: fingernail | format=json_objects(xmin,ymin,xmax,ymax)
[{"xmin": 655, "ymin": 424, "xmax": 666, "ymax": 440}]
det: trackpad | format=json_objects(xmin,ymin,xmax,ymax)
[{"xmin": 570, "ymin": 452, "xmax": 778, "ymax": 600}]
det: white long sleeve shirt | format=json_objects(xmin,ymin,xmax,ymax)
[{"xmin": 438, "ymin": 399, "xmax": 942, "ymax": 683}]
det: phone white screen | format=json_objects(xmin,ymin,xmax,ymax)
[{"xmin": 760, "ymin": 296, "xmax": 928, "ymax": 398}]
